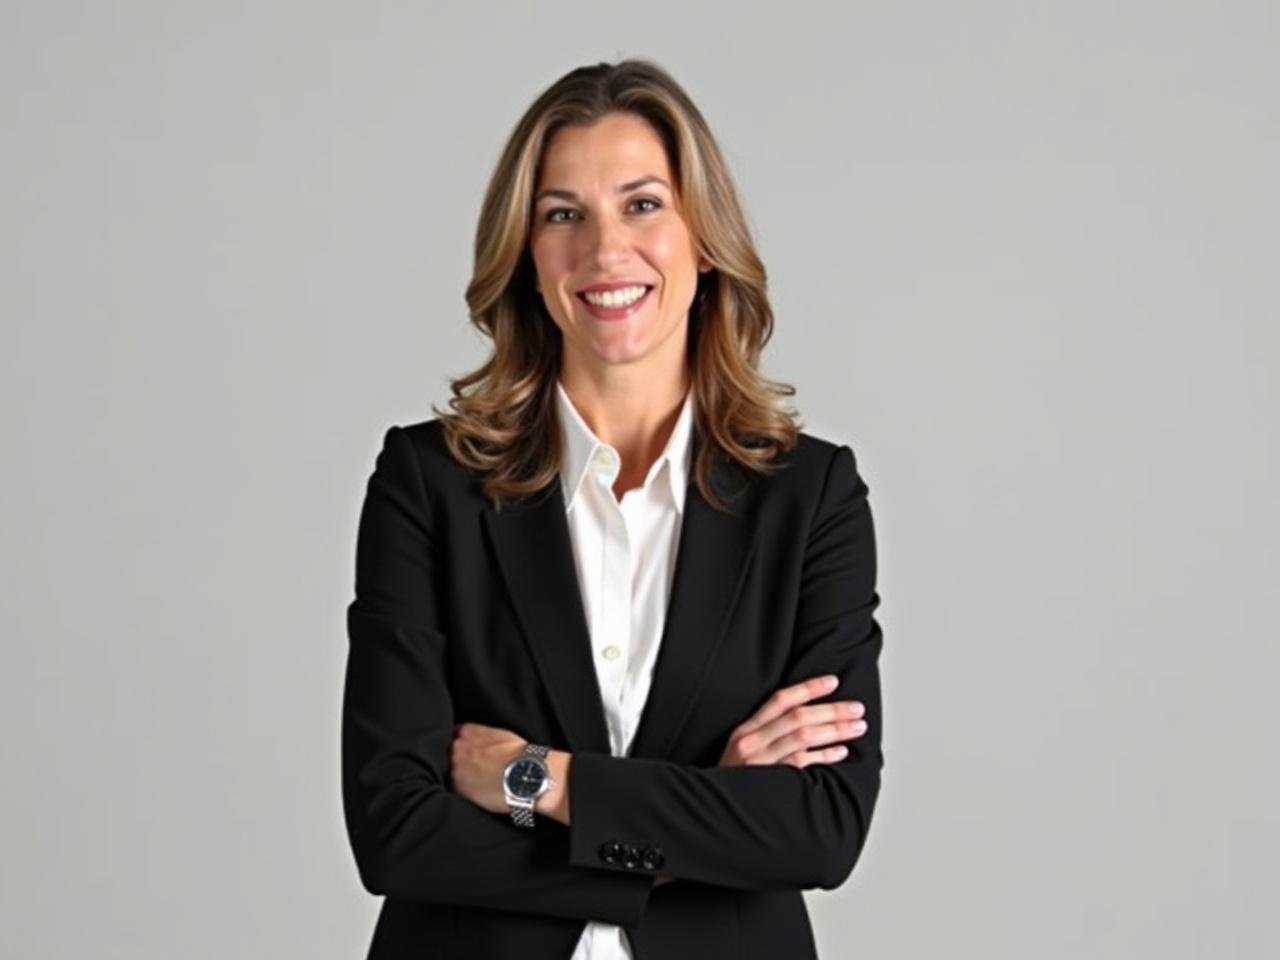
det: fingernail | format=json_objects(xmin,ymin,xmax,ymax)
[
  {"xmin": 834, "ymin": 746, "xmax": 848, "ymax": 758},
  {"xmin": 824, "ymin": 675, "xmax": 839, "ymax": 688}
]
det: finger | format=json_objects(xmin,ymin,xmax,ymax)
[
  {"xmin": 786, "ymin": 744, "xmax": 851, "ymax": 769},
  {"xmin": 750, "ymin": 719, "xmax": 866, "ymax": 766},
  {"xmin": 736, "ymin": 702, "xmax": 845, "ymax": 758},
  {"xmin": 735, "ymin": 675, "xmax": 839, "ymax": 737}
]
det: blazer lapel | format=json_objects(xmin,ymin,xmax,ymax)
[
  {"xmin": 628, "ymin": 438, "xmax": 761, "ymax": 760},
  {"xmin": 483, "ymin": 432, "xmax": 763, "ymax": 759},
  {"xmin": 484, "ymin": 479, "xmax": 613, "ymax": 755}
]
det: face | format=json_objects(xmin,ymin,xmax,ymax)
[{"xmin": 529, "ymin": 111, "xmax": 711, "ymax": 380}]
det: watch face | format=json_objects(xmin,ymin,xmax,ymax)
[{"xmin": 505, "ymin": 759, "xmax": 547, "ymax": 800}]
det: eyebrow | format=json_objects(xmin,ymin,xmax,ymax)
[{"xmin": 533, "ymin": 175, "xmax": 672, "ymax": 205}]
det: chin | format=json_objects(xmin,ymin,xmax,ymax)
[
  {"xmin": 564, "ymin": 315, "xmax": 685, "ymax": 370},
  {"xmin": 585, "ymin": 346, "xmax": 652, "ymax": 369},
  {"xmin": 581, "ymin": 327, "xmax": 656, "ymax": 364}
]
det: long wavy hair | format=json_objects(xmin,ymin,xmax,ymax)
[{"xmin": 433, "ymin": 58, "xmax": 800, "ymax": 511}]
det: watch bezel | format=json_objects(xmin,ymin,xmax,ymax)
[{"xmin": 503, "ymin": 756, "xmax": 551, "ymax": 800}]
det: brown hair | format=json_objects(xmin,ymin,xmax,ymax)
[{"xmin": 432, "ymin": 57, "xmax": 800, "ymax": 511}]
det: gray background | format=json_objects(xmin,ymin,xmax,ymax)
[{"xmin": 3, "ymin": 2, "xmax": 1276, "ymax": 957}]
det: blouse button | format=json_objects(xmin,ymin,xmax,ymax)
[{"xmin": 602, "ymin": 644, "xmax": 621, "ymax": 661}]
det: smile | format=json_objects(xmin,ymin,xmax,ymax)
[{"xmin": 576, "ymin": 285, "xmax": 654, "ymax": 320}]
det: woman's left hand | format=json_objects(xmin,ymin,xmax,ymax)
[{"xmin": 449, "ymin": 722, "xmax": 527, "ymax": 815}]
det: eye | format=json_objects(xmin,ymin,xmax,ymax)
[{"xmin": 542, "ymin": 197, "xmax": 661, "ymax": 224}]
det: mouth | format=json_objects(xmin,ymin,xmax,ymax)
[{"xmin": 575, "ymin": 284, "xmax": 655, "ymax": 321}]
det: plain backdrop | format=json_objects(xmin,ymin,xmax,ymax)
[{"xmin": 2, "ymin": 2, "xmax": 1276, "ymax": 957}]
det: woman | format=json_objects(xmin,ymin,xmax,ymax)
[{"xmin": 342, "ymin": 58, "xmax": 884, "ymax": 960}]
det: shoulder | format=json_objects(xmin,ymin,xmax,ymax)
[
  {"xmin": 389, "ymin": 416, "xmax": 450, "ymax": 468},
  {"xmin": 787, "ymin": 430, "xmax": 846, "ymax": 468},
  {"xmin": 711, "ymin": 428, "xmax": 868, "ymax": 521},
  {"xmin": 772, "ymin": 429, "xmax": 864, "ymax": 490},
  {"xmin": 371, "ymin": 416, "xmax": 490, "ymax": 504},
  {"xmin": 767, "ymin": 429, "xmax": 875, "ymax": 534}
]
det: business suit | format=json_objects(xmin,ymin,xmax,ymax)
[{"xmin": 342, "ymin": 415, "xmax": 884, "ymax": 959}]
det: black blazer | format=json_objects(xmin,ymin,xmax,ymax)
[{"xmin": 342, "ymin": 417, "xmax": 884, "ymax": 960}]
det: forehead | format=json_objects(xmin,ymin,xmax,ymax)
[{"xmin": 536, "ymin": 113, "xmax": 672, "ymax": 185}]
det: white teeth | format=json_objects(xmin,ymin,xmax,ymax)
[{"xmin": 582, "ymin": 285, "xmax": 648, "ymax": 308}]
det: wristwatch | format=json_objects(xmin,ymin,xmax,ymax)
[{"xmin": 502, "ymin": 742, "xmax": 557, "ymax": 828}]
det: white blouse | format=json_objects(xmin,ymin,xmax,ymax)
[{"xmin": 554, "ymin": 379, "xmax": 695, "ymax": 960}]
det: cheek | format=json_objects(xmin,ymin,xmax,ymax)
[
  {"xmin": 647, "ymin": 228, "xmax": 697, "ymax": 279},
  {"xmin": 530, "ymin": 237, "xmax": 572, "ymax": 279}
]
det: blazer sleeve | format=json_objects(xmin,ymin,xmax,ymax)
[
  {"xmin": 341, "ymin": 425, "xmax": 654, "ymax": 927},
  {"xmin": 566, "ymin": 443, "xmax": 884, "ymax": 891}
]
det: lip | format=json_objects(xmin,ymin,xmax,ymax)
[{"xmin": 575, "ymin": 284, "xmax": 654, "ymax": 321}]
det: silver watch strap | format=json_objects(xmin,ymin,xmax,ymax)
[{"xmin": 510, "ymin": 799, "xmax": 536, "ymax": 828}]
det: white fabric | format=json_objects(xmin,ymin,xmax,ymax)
[{"xmin": 555, "ymin": 378, "xmax": 695, "ymax": 960}]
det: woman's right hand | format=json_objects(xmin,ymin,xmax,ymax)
[
  {"xmin": 718, "ymin": 674, "xmax": 866, "ymax": 768},
  {"xmin": 658, "ymin": 676, "xmax": 863, "ymax": 887}
]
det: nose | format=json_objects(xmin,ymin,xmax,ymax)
[{"xmin": 583, "ymin": 213, "xmax": 631, "ymax": 271}]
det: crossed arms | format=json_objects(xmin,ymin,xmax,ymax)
[{"xmin": 341, "ymin": 426, "xmax": 883, "ymax": 928}]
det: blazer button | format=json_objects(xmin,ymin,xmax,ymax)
[
  {"xmin": 621, "ymin": 844, "xmax": 642, "ymax": 869},
  {"xmin": 599, "ymin": 840, "xmax": 623, "ymax": 864},
  {"xmin": 641, "ymin": 847, "xmax": 665, "ymax": 871}
]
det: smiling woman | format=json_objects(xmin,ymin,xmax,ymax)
[
  {"xmin": 342, "ymin": 57, "xmax": 885, "ymax": 960},
  {"xmin": 529, "ymin": 113, "xmax": 711, "ymax": 374},
  {"xmin": 437, "ymin": 58, "xmax": 801, "ymax": 511}
]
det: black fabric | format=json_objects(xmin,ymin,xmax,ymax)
[{"xmin": 342, "ymin": 418, "xmax": 884, "ymax": 959}]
